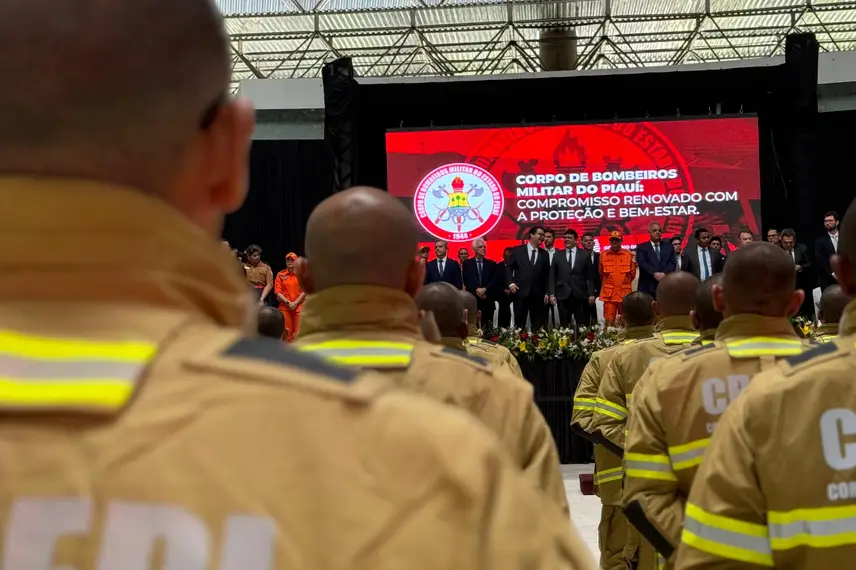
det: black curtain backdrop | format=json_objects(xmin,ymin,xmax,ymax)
[
  {"xmin": 815, "ymin": 109, "xmax": 856, "ymax": 237},
  {"xmin": 223, "ymin": 139, "xmax": 331, "ymax": 275}
]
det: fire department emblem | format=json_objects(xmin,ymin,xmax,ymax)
[{"xmin": 414, "ymin": 163, "xmax": 504, "ymax": 242}]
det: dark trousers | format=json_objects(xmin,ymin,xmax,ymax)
[
  {"xmin": 498, "ymin": 294, "xmax": 513, "ymax": 328},
  {"xmin": 514, "ymin": 293, "xmax": 548, "ymax": 332},
  {"xmin": 558, "ymin": 296, "xmax": 588, "ymax": 331},
  {"xmin": 477, "ymin": 296, "xmax": 496, "ymax": 332}
]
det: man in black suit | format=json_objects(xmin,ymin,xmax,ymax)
[
  {"xmin": 506, "ymin": 225, "xmax": 551, "ymax": 331},
  {"xmin": 814, "ymin": 210, "xmax": 840, "ymax": 291},
  {"xmin": 423, "ymin": 239, "xmax": 462, "ymax": 289},
  {"xmin": 781, "ymin": 228, "xmax": 815, "ymax": 316},
  {"xmin": 497, "ymin": 246, "xmax": 514, "ymax": 328},
  {"xmin": 581, "ymin": 232, "xmax": 600, "ymax": 326},
  {"xmin": 549, "ymin": 228, "xmax": 596, "ymax": 331},
  {"xmin": 462, "ymin": 238, "xmax": 500, "ymax": 332},
  {"xmin": 681, "ymin": 227, "xmax": 724, "ymax": 281},
  {"xmin": 635, "ymin": 221, "xmax": 677, "ymax": 295}
]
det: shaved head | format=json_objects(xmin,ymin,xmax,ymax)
[
  {"xmin": 415, "ymin": 283, "xmax": 465, "ymax": 338},
  {"xmin": 719, "ymin": 241, "xmax": 800, "ymax": 317},
  {"xmin": 302, "ymin": 187, "xmax": 421, "ymax": 292},
  {"xmin": 693, "ymin": 275, "xmax": 724, "ymax": 331},
  {"xmin": 819, "ymin": 285, "xmax": 850, "ymax": 324},
  {"xmin": 655, "ymin": 272, "xmax": 700, "ymax": 317},
  {"xmin": 622, "ymin": 292, "xmax": 656, "ymax": 327},
  {"xmin": 461, "ymin": 291, "xmax": 479, "ymax": 326},
  {"xmin": 257, "ymin": 307, "xmax": 285, "ymax": 339}
]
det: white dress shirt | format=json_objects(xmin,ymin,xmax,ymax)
[
  {"xmin": 436, "ymin": 256, "xmax": 447, "ymax": 275},
  {"xmin": 830, "ymin": 231, "xmax": 839, "ymax": 252},
  {"xmin": 526, "ymin": 243, "xmax": 538, "ymax": 263},
  {"xmin": 697, "ymin": 246, "xmax": 713, "ymax": 280},
  {"xmin": 545, "ymin": 247, "xmax": 556, "ymax": 264}
]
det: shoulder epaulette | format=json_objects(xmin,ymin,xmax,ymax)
[
  {"xmin": 223, "ymin": 337, "xmax": 357, "ymax": 383},
  {"xmin": 784, "ymin": 341, "xmax": 839, "ymax": 368},
  {"xmin": 629, "ymin": 334, "xmax": 656, "ymax": 344},
  {"xmin": 436, "ymin": 346, "xmax": 491, "ymax": 368},
  {"xmin": 681, "ymin": 342, "xmax": 719, "ymax": 359},
  {"xmin": 481, "ymin": 339, "xmax": 497, "ymax": 345}
]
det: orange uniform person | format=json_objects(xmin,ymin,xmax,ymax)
[
  {"xmin": 275, "ymin": 252, "xmax": 305, "ymax": 341},
  {"xmin": 599, "ymin": 230, "xmax": 636, "ymax": 326}
]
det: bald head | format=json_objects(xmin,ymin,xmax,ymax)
[
  {"xmin": 655, "ymin": 272, "xmax": 700, "ymax": 317},
  {"xmin": 0, "ymin": 0, "xmax": 232, "ymax": 192},
  {"xmin": 303, "ymin": 187, "xmax": 421, "ymax": 291},
  {"xmin": 819, "ymin": 285, "xmax": 850, "ymax": 324},
  {"xmin": 622, "ymin": 292, "xmax": 656, "ymax": 328},
  {"xmin": 461, "ymin": 291, "xmax": 479, "ymax": 326},
  {"xmin": 694, "ymin": 275, "xmax": 724, "ymax": 331},
  {"xmin": 720, "ymin": 241, "xmax": 798, "ymax": 316},
  {"xmin": 415, "ymin": 283, "xmax": 465, "ymax": 338},
  {"xmin": 257, "ymin": 306, "xmax": 285, "ymax": 339}
]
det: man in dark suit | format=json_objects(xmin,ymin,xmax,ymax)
[
  {"xmin": 635, "ymin": 221, "xmax": 677, "ymax": 295},
  {"xmin": 681, "ymin": 227, "xmax": 724, "ymax": 281},
  {"xmin": 781, "ymin": 228, "xmax": 815, "ymax": 316},
  {"xmin": 462, "ymin": 238, "xmax": 500, "ymax": 332},
  {"xmin": 424, "ymin": 239, "xmax": 462, "ymax": 289},
  {"xmin": 549, "ymin": 229, "xmax": 596, "ymax": 331},
  {"xmin": 581, "ymin": 232, "xmax": 600, "ymax": 326},
  {"xmin": 506, "ymin": 225, "xmax": 551, "ymax": 331},
  {"xmin": 814, "ymin": 210, "xmax": 840, "ymax": 291}
]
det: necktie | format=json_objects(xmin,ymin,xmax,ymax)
[
  {"xmin": 566, "ymin": 250, "xmax": 571, "ymax": 264},
  {"xmin": 701, "ymin": 249, "xmax": 709, "ymax": 280},
  {"xmin": 654, "ymin": 243, "xmax": 660, "ymax": 260},
  {"xmin": 477, "ymin": 259, "xmax": 483, "ymax": 285},
  {"xmin": 439, "ymin": 259, "xmax": 444, "ymax": 275},
  {"xmin": 530, "ymin": 248, "xmax": 537, "ymax": 266}
]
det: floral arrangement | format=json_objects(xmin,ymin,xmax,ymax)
[
  {"xmin": 789, "ymin": 316, "xmax": 818, "ymax": 339},
  {"xmin": 484, "ymin": 326, "xmax": 622, "ymax": 361}
]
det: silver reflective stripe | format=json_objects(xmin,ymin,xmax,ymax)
[
  {"xmin": 769, "ymin": 516, "xmax": 856, "ymax": 542},
  {"xmin": 0, "ymin": 354, "xmax": 144, "ymax": 381},
  {"xmin": 625, "ymin": 459, "xmax": 673, "ymax": 473},
  {"xmin": 669, "ymin": 446, "xmax": 707, "ymax": 468},
  {"xmin": 685, "ymin": 514, "xmax": 772, "ymax": 556},
  {"xmin": 595, "ymin": 399, "xmax": 627, "ymax": 419}
]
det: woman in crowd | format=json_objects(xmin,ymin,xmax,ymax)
[{"xmin": 244, "ymin": 244, "xmax": 274, "ymax": 306}]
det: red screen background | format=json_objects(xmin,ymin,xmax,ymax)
[{"xmin": 386, "ymin": 117, "xmax": 760, "ymax": 260}]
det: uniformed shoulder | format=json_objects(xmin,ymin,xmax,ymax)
[
  {"xmin": 679, "ymin": 342, "xmax": 722, "ymax": 360},
  {"xmin": 628, "ymin": 334, "xmax": 657, "ymax": 344},
  {"xmin": 222, "ymin": 337, "xmax": 358, "ymax": 382},
  {"xmin": 779, "ymin": 339, "xmax": 851, "ymax": 375},
  {"xmin": 466, "ymin": 343, "xmax": 492, "ymax": 355},
  {"xmin": 428, "ymin": 344, "xmax": 493, "ymax": 372},
  {"xmin": 481, "ymin": 338, "xmax": 497, "ymax": 345}
]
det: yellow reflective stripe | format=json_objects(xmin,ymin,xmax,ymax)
[
  {"xmin": 725, "ymin": 336, "xmax": 804, "ymax": 357},
  {"xmin": 818, "ymin": 334, "xmax": 838, "ymax": 343},
  {"xmin": 300, "ymin": 340, "xmax": 414, "ymax": 368},
  {"xmin": 594, "ymin": 397, "xmax": 627, "ymax": 419},
  {"xmin": 625, "ymin": 393, "xmax": 633, "ymax": 402},
  {"xmin": 0, "ymin": 378, "xmax": 133, "ymax": 409},
  {"xmin": 682, "ymin": 503, "xmax": 773, "ymax": 567},
  {"xmin": 595, "ymin": 466, "xmax": 623, "ymax": 484},
  {"xmin": 701, "ymin": 339, "xmax": 715, "ymax": 345},
  {"xmin": 0, "ymin": 330, "xmax": 156, "ymax": 361},
  {"xmin": 662, "ymin": 332, "xmax": 699, "ymax": 345},
  {"xmin": 573, "ymin": 397, "xmax": 597, "ymax": 411},
  {"xmin": 625, "ymin": 452, "xmax": 676, "ymax": 481},
  {"xmin": 301, "ymin": 340, "xmax": 414, "ymax": 351},
  {"xmin": 668, "ymin": 438, "xmax": 710, "ymax": 471},
  {"xmin": 768, "ymin": 504, "xmax": 856, "ymax": 550}
]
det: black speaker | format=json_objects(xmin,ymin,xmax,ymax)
[
  {"xmin": 784, "ymin": 33, "xmax": 819, "ymax": 112},
  {"xmin": 322, "ymin": 58, "xmax": 359, "ymax": 193}
]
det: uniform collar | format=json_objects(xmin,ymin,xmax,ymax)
[
  {"xmin": 655, "ymin": 315, "xmax": 695, "ymax": 333},
  {"xmin": 0, "ymin": 177, "xmax": 252, "ymax": 329},
  {"xmin": 699, "ymin": 328, "xmax": 718, "ymax": 342},
  {"xmin": 440, "ymin": 337, "xmax": 466, "ymax": 351},
  {"xmin": 623, "ymin": 325, "xmax": 656, "ymax": 340},
  {"xmin": 714, "ymin": 314, "xmax": 798, "ymax": 341},
  {"xmin": 299, "ymin": 285, "xmax": 421, "ymax": 340},
  {"xmin": 840, "ymin": 299, "xmax": 856, "ymax": 336}
]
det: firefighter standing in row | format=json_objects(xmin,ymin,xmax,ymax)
[
  {"xmin": 815, "ymin": 284, "xmax": 848, "ymax": 342},
  {"xmin": 675, "ymin": 199, "xmax": 856, "ymax": 569},
  {"xmin": 600, "ymin": 230, "xmax": 637, "ymax": 327},
  {"xmin": 0, "ymin": 0, "xmax": 594, "ymax": 566},
  {"xmin": 623, "ymin": 243, "xmax": 811, "ymax": 568},
  {"xmin": 294, "ymin": 187, "xmax": 572, "ymax": 517},
  {"xmin": 689, "ymin": 274, "xmax": 724, "ymax": 346},
  {"xmin": 462, "ymin": 290, "xmax": 524, "ymax": 377},
  {"xmin": 589, "ymin": 271, "xmax": 700, "ymax": 570},
  {"xmin": 572, "ymin": 292, "xmax": 657, "ymax": 570}
]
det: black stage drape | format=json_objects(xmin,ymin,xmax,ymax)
[
  {"xmin": 518, "ymin": 359, "xmax": 593, "ymax": 464},
  {"xmin": 223, "ymin": 139, "xmax": 331, "ymax": 274}
]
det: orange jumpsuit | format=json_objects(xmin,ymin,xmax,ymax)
[
  {"xmin": 599, "ymin": 249, "xmax": 635, "ymax": 324},
  {"xmin": 275, "ymin": 269, "xmax": 303, "ymax": 341}
]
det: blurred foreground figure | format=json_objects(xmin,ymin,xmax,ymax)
[
  {"xmin": 460, "ymin": 290, "xmax": 524, "ymax": 377},
  {"xmin": 816, "ymin": 284, "xmax": 849, "ymax": 342},
  {"xmin": 0, "ymin": 1, "xmax": 593, "ymax": 568},
  {"xmin": 295, "ymin": 187, "xmax": 573, "ymax": 517},
  {"xmin": 675, "ymin": 200, "xmax": 856, "ymax": 569}
]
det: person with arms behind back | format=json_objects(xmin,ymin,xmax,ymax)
[
  {"xmin": 462, "ymin": 237, "xmax": 500, "ymax": 333},
  {"xmin": 0, "ymin": 1, "xmax": 596, "ymax": 568},
  {"xmin": 675, "ymin": 199, "xmax": 856, "ymax": 570}
]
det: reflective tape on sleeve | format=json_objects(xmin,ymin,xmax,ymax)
[
  {"xmin": 725, "ymin": 337, "xmax": 804, "ymax": 358},
  {"xmin": 682, "ymin": 503, "xmax": 773, "ymax": 567},
  {"xmin": 625, "ymin": 452, "xmax": 677, "ymax": 482},
  {"xmin": 299, "ymin": 340, "xmax": 414, "ymax": 368},
  {"xmin": 573, "ymin": 397, "xmax": 597, "ymax": 412},
  {"xmin": 595, "ymin": 466, "xmax": 623, "ymax": 485},
  {"xmin": 668, "ymin": 438, "xmax": 710, "ymax": 471},
  {"xmin": 594, "ymin": 397, "xmax": 628, "ymax": 420},
  {"xmin": 768, "ymin": 504, "xmax": 856, "ymax": 551}
]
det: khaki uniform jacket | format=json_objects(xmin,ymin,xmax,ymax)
[
  {"xmin": 675, "ymin": 301, "xmax": 856, "ymax": 570},
  {"xmin": 0, "ymin": 179, "xmax": 595, "ymax": 570},
  {"xmin": 815, "ymin": 322, "xmax": 839, "ymax": 343},
  {"xmin": 466, "ymin": 335, "xmax": 524, "ymax": 378},
  {"xmin": 589, "ymin": 316, "xmax": 699, "ymax": 457},
  {"xmin": 296, "ymin": 286, "xmax": 569, "ymax": 514},
  {"xmin": 623, "ymin": 315, "xmax": 809, "ymax": 564},
  {"xmin": 571, "ymin": 325, "xmax": 655, "ymax": 505}
]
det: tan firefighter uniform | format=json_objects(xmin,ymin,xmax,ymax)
[
  {"xmin": 815, "ymin": 321, "xmax": 839, "ymax": 343},
  {"xmin": 590, "ymin": 315, "xmax": 698, "ymax": 570},
  {"xmin": 690, "ymin": 328, "xmax": 717, "ymax": 346},
  {"xmin": 572, "ymin": 325, "xmax": 655, "ymax": 570},
  {"xmin": 623, "ymin": 314, "xmax": 809, "ymax": 568},
  {"xmin": 0, "ymin": 179, "xmax": 595, "ymax": 570},
  {"xmin": 295, "ymin": 285, "xmax": 569, "ymax": 514},
  {"xmin": 675, "ymin": 301, "xmax": 856, "ymax": 570},
  {"xmin": 467, "ymin": 335, "xmax": 524, "ymax": 377}
]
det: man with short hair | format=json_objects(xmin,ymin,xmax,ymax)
[
  {"xmin": 674, "ymin": 199, "xmax": 856, "ymax": 570},
  {"xmin": 738, "ymin": 229, "xmax": 754, "ymax": 247},
  {"xmin": 670, "ymin": 237, "xmax": 684, "ymax": 271},
  {"xmin": 424, "ymin": 239, "xmax": 462, "ymax": 289},
  {"xmin": 767, "ymin": 228, "xmax": 781, "ymax": 246},
  {"xmin": 681, "ymin": 228, "xmax": 723, "ymax": 281},
  {"xmin": 815, "ymin": 209, "xmax": 841, "ymax": 290},
  {"xmin": 506, "ymin": 225, "xmax": 551, "ymax": 331},
  {"xmin": 690, "ymin": 275, "xmax": 724, "ymax": 345},
  {"xmin": 780, "ymin": 228, "xmax": 814, "ymax": 317},
  {"xmin": 816, "ymin": 284, "xmax": 849, "ymax": 342},
  {"xmin": 462, "ymin": 237, "xmax": 499, "ymax": 332},
  {"xmin": 636, "ymin": 222, "xmax": 677, "ymax": 295},
  {"xmin": 258, "ymin": 306, "xmax": 286, "ymax": 339},
  {"xmin": 550, "ymin": 228, "xmax": 597, "ymax": 330},
  {"xmin": 624, "ymin": 243, "xmax": 810, "ymax": 568},
  {"xmin": 583, "ymin": 232, "xmax": 602, "ymax": 325}
]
